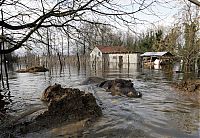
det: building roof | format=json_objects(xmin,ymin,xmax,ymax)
[
  {"xmin": 96, "ymin": 46, "xmax": 133, "ymax": 54},
  {"xmin": 140, "ymin": 52, "xmax": 173, "ymax": 57}
]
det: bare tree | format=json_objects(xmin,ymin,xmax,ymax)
[
  {"xmin": 188, "ymin": 0, "xmax": 200, "ymax": 6},
  {"xmin": 176, "ymin": 0, "xmax": 200, "ymax": 71},
  {"xmin": 0, "ymin": 0, "xmax": 166, "ymax": 54}
]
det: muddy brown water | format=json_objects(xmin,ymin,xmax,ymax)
[{"xmin": 1, "ymin": 63, "xmax": 200, "ymax": 137}]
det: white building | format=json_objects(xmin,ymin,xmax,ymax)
[{"xmin": 90, "ymin": 46, "xmax": 141, "ymax": 66}]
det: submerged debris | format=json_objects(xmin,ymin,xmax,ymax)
[
  {"xmin": 0, "ymin": 84, "xmax": 102, "ymax": 136},
  {"xmin": 173, "ymin": 79, "xmax": 200, "ymax": 104},
  {"xmin": 39, "ymin": 83, "xmax": 102, "ymax": 123},
  {"xmin": 174, "ymin": 80, "xmax": 200, "ymax": 93},
  {"xmin": 16, "ymin": 66, "xmax": 49, "ymax": 73},
  {"xmin": 0, "ymin": 92, "xmax": 9, "ymax": 115}
]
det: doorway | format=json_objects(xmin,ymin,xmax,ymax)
[{"xmin": 118, "ymin": 56, "xmax": 123, "ymax": 68}]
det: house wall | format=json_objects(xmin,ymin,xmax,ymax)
[
  {"xmin": 90, "ymin": 47, "xmax": 103, "ymax": 62},
  {"xmin": 108, "ymin": 53, "xmax": 140, "ymax": 64},
  {"xmin": 90, "ymin": 47, "xmax": 141, "ymax": 65}
]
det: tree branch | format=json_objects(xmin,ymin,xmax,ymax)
[{"xmin": 188, "ymin": 0, "xmax": 200, "ymax": 7}]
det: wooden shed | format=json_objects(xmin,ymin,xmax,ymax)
[{"xmin": 140, "ymin": 52, "xmax": 174, "ymax": 65}]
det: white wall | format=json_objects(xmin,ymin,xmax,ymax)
[
  {"xmin": 90, "ymin": 47, "xmax": 103, "ymax": 62},
  {"xmin": 90, "ymin": 47, "xmax": 141, "ymax": 64},
  {"xmin": 108, "ymin": 53, "xmax": 140, "ymax": 64}
]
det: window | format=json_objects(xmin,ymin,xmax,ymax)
[{"xmin": 98, "ymin": 52, "xmax": 101, "ymax": 56}]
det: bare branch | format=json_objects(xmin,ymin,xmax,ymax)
[
  {"xmin": 188, "ymin": 0, "xmax": 200, "ymax": 7},
  {"xmin": 0, "ymin": 0, "xmax": 177, "ymax": 54},
  {"xmin": 0, "ymin": 0, "xmax": 5, "ymax": 6}
]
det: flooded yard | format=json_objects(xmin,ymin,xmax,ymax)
[{"xmin": 2, "ymin": 63, "xmax": 200, "ymax": 137}]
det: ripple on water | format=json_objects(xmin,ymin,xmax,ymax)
[{"xmin": 4, "ymin": 65, "xmax": 200, "ymax": 138}]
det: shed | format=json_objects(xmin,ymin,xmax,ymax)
[
  {"xmin": 140, "ymin": 52, "xmax": 174, "ymax": 65},
  {"xmin": 90, "ymin": 46, "xmax": 141, "ymax": 66},
  {"xmin": 140, "ymin": 52, "xmax": 173, "ymax": 57}
]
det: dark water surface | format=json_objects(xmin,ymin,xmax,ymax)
[{"xmin": 3, "ymin": 64, "xmax": 200, "ymax": 137}]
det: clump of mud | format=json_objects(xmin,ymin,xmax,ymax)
[
  {"xmin": 173, "ymin": 79, "xmax": 200, "ymax": 103},
  {"xmin": 0, "ymin": 84, "xmax": 102, "ymax": 137},
  {"xmin": 16, "ymin": 66, "xmax": 49, "ymax": 73},
  {"xmin": 38, "ymin": 84, "xmax": 102, "ymax": 123},
  {"xmin": 174, "ymin": 80, "xmax": 200, "ymax": 93}
]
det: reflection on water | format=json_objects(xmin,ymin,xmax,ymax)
[{"xmin": 2, "ymin": 63, "xmax": 200, "ymax": 137}]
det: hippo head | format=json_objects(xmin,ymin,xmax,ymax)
[{"xmin": 100, "ymin": 79, "xmax": 142, "ymax": 98}]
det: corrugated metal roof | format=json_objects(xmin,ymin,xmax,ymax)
[{"xmin": 140, "ymin": 52, "xmax": 173, "ymax": 57}]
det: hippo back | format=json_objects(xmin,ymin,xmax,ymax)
[{"xmin": 99, "ymin": 79, "xmax": 142, "ymax": 98}]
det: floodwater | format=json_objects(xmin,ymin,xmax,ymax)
[{"xmin": 2, "ymin": 63, "xmax": 200, "ymax": 137}]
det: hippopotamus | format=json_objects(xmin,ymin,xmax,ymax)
[{"xmin": 82, "ymin": 77, "xmax": 142, "ymax": 98}]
